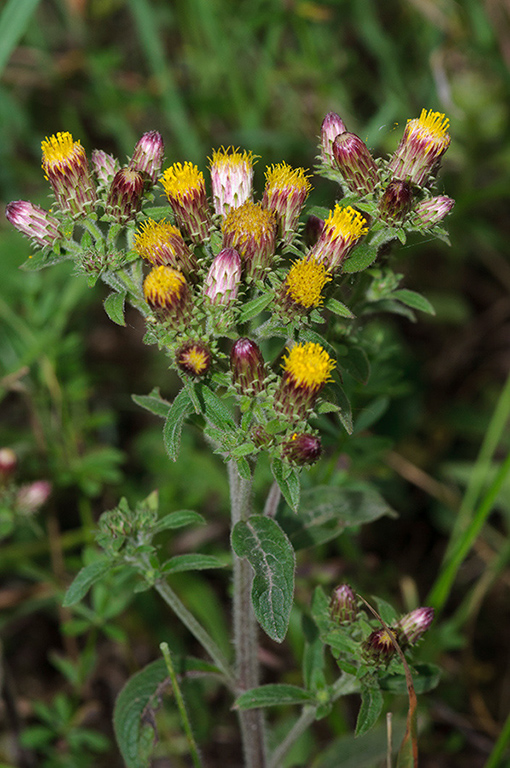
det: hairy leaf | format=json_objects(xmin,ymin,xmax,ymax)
[
  {"xmin": 163, "ymin": 388, "xmax": 195, "ymax": 461},
  {"xmin": 63, "ymin": 558, "xmax": 113, "ymax": 607},
  {"xmin": 355, "ymin": 681, "xmax": 383, "ymax": 736},
  {"xmin": 235, "ymin": 683, "xmax": 314, "ymax": 710},
  {"xmin": 103, "ymin": 291, "xmax": 126, "ymax": 326}
]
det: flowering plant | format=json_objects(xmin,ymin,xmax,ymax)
[{"xmin": 7, "ymin": 110, "xmax": 452, "ymax": 767}]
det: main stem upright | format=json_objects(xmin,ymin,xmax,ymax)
[{"xmin": 228, "ymin": 461, "xmax": 266, "ymax": 768}]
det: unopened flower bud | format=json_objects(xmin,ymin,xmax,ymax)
[
  {"xmin": 413, "ymin": 195, "xmax": 455, "ymax": 227},
  {"xmin": 143, "ymin": 265, "xmax": 190, "ymax": 324},
  {"xmin": 396, "ymin": 607, "xmax": 434, "ymax": 646},
  {"xmin": 388, "ymin": 109, "xmax": 450, "ymax": 187},
  {"xmin": 161, "ymin": 162, "xmax": 212, "ymax": 243},
  {"xmin": 304, "ymin": 214, "xmax": 325, "ymax": 248},
  {"xmin": 129, "ymin": 130, "xmax": 164, "ymax": 185},
  {"xmin": 332, "ymin": 132, "xmax": 379, "ymax": 195},
  {"xmin": 309, "ymin": 204, "xmax": 368, "ymax": 270},
  {"xmin": 91, "ymin": 150, "xmax": 119, "ymax": 186},
  {"xmin": 222, "ymin": 201, "xmax": 277, "ymax": 281},
  {"xmin": 0, "ymin": 448, "xmax": 17, "ymax": 481},
  {"xmin": 209, "ymin": 147, "xmax": 255, "ymax": 216},
  {"xmin": 320, "ymin": 112, "xmax": 347, "ymax": 165},
  {"xmin": 41, "ymin": 132, "xmax": 96, "ymax": 216},
  {"xmin": 16, "ymin": 480, "xmax": 51, "ymax": 514},
  {"xmin": 230, "ymin": 338, "xmax": 265, "ymax": 394},
  {"xmin": 204, "ymin": 247, "xmax": 242, "ymax": 305},
  {"xmin": 363, "ymin": 627, "xmax": 398, "ymax": 665},
  {"xmin": 176, "ymin": 341, "xmax": 212, "ymax": 377},
  {"xmin": 282, "ymin": 432, "xmax": 322, "ymax": 465},
  {"xmin": 330, "ymin": 583, "xmax": 357, "ymax": 623},
  {"xmin": 5, "ymin": 201, "xmax": 62, "ymax": 248},
  {"xmin": 106, "ymin": 168, "xmax": 145, "ymax": 222},
  {"xmin": 134, "ymin": 219, "xmax": 198, "ymax": 274},
  {"xmin": 378, "ymin": 179, "xmax": 413, "ymax": 223},
  {"xmin": 277, "ymin": 342, "xmax": 335, "ymax": 418},
  {"xmin": 262, "ymin": 163, "xmax": 311, "ymax": 240}
]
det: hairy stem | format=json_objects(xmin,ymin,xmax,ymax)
[{"xmin": 229, "ymin": 461, "xmax": 266, "ymax": 768}]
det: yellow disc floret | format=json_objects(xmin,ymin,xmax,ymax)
[
  {"xmin": 285, "ymin": 258, "xmax": 331, "ymax": 309},
  {"xmin": 178, "ymin": 345, "xmax": 210, "ymax": 375},
  {"xmin": 209, "ymin": 146, "xmax": 256, "ymax": 170},
  {"xmin": 135, "ymin": 219, "xmax": 182, "ymax": 259},
  {"xmin": 264, "ymin": 162, "xmax": 312, "ymax": 195},
  {"xmin": 282, "ymin": 342, "xmax": 335, "ymax": 390},
  {"xmin": 411, "ymin": 109, "xmax": 450, "ymax": 145},
  {"xmin": 222, "ymin": 201, "xmax": 275, "ymax": 241},
  {"xmin": 143, "ymin": 265, "xmax": 186, "ymax": 308},
  {"xmin": 324, "ymin": 204, "xmax": 368, "ymax": 240},
  {"xmin": 161, "ymin": 162, "xmax": 205, "ymax": 202},
  {"xmin": 41, "ymin": 132, "xmax": 83, "ymax": 171}
]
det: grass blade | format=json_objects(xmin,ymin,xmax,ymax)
[{"xmin": 0, "ymin": 0, "xmax": 42, "ymax": 77}]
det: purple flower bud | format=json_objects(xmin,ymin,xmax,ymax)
[
  {"xmin": 304, "ymin": 214, "xmax": 325, "ymax": 248},
  {"xmin": 176, "ymin": 340, "xmax": 212, "ymax": 377},
  {"xmin": 330, "ymin": 583, "xmax": 357, "ymax": 623},
  {"xmin": 332, "ymin": 132, "xmax": 379, "ymax": 195},
  {"xmin": 41, "ymin": 132, "xmax": 96, "ymax": 216},
  {"xmin": 106, "ymin": 168, "xmax": 145, "ymax": 223},
  {"xmin": 230, "ymin": 338, "xmax": 265, "ymax": 394},
  {"xmin": 16, "ymin": 480, "xmax": 51, "ymax": 514},
  {"xmin": 413, "ymin": 195, "xmax": 455, "ymax": 227},
  {"xmin": 204, "ymin": 248, "xmax": 242, "ymax": 305},
  {"xmin": 378, "ymin": 179, "xmax": 413, "ymax": 223},
  {"xmin": 282, "ymin": 432, "xmax": 322, "ymax": 465},
  {"xmin": 396, "ymin": 607, "xmax": 434, "ymax": 646},
  {"xmin": 320, "ymin": 112, "xmax": 347, "ymax": 165},
  {"xmin": 0, "ymin": 448, "xmax": 17, "ymax": 481},
  {"xmin": 91, "ymin": 149, "xmax": 119, "ymax": 185},
  {"xmin": 129, "ymin": 131, "xmax": 165, "ymax": 186},
  {"xmin": 363, "ymin": 627, "xmax": 398, "ymax": 665},
  {"xmin": 5, "ymin": 201, "xmax": 62, "ymax": 248},
  {"xmin": 388, "ymin": 109, "xmax": 450, "ymax": 187}
]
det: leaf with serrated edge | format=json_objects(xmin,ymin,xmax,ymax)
[
  {"xmin": 231, "ymin": 516, "xmax": 295, "ymax": 642},
  {"xmin": 163, "ymin": 388, "xmax": 194, "ymax": 461}
]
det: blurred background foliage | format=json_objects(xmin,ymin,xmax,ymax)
[{"xmin": 0, "ymin": 0, "xmax": 509, "ymax": 766}]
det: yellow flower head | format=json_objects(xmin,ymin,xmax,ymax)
[
  {"xmin": 285, "ymin": 257, "xmax": 331, "ymax": 309},
  {"xmin": 222, "ymin": 201, "xmax": 276, "ymax": 279},
  {"xmin": 309, "ymin": 204, "xmax": 368, "ymax": 269},
  {"xmin": 209, "ymin": 147, "xmax": 256, "ymax": 216},
  {"xmin": 134, "ymin": 219, "xmax": 197, "ymax": 273},
  {"xmin": 388, "ymin": 109, "xmax": 451, "ymax": 186},
  {"xmin": 41, "ymin": 131, "xmax": 95, "ymax": 215},
  {"xmin": 160, "ymin": 162, "xmax": 211, "ymax": 242},
  {"xmin": 177, "ymin": 341, "xmax": 211, "ymax": 377},
  {"xmin": 143, "ymin": 265, "xmax": 189, "ymax": 321},
  {"xmin": 282, "ymin": 342, "xmax": 335, "ymax": 390},
  {"xmin": 264, "ymin": 162, "xmax": 312, "ymax": 197},
  {"xmin": 262, "ymin": 163, "xmax": 312, "ymax": 238}
]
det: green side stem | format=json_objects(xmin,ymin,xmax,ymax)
[
  {"xmin": 160, "ymin": 642, "xmax": 203, "ymax": 768},
  {"xmin": 229, "ymin": 460, "xmax": 267, "ymax": 768},
  {"xmin": 484, "ymin": 709, "xmax": 510, "ymax": 768},
  {"xmin": 154, "ymin": 579, "xmax": 236, "ymax": 690}
]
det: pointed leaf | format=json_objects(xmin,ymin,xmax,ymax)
[
  {"xmin": 231, "ymin": 515, "xmax": 295, "ymax": 642},
  {"xmin": 343, "ymin": 243, "xmax": 379, "ymax": 273},
  {"xmin": 153, "ymin": 510, "xmax": 205, "ymax": 533},
  {"xmin": 63, "ymin": 558, "xmax": 113, "ymax": 607},
  {"xmin": 103, "ymin": 291, "xmax": 126, "ymax": 326},
  {"xmin": 132, "ymin": 388, "xmax": 172, "ymax": 419},
  {"xmin": 271, "ymin": 458, "xmax": 300, "ymax": 512},
  {"xmin": 391, "ymin": 289, "xmax": 435, "ymax": 315},
  {"xmin": 163, "ymin": 388, "xmax": 195, "ymax": 461},
  {"xmin": 237, "ymin": 292, "xmax": 274, "ymax": 323},
  {"xmin": 325, "ymin": 297, "xmax": 355, "ymax": 319},
  {"xmin": 235, "ymin": 684, "xmax": 314, "ymax": 710},
  {"xmin": 355, "ymin": 681, "xmax": 383, "ymax": 736},
  {"xmin": 196, "ymin": 383, "xmax": 236, "ymax": 432},
  {"xmin": 161, "ymin": 554, "xmax": 226, "ymax": 574}
]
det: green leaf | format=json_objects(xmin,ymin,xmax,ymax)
[
  {"xmin": 325, "ymin": 297, "xmax": 355, "ymax": 319},
  {"xmin": 231, "ymin": 515, "xmax": 295, "ymax": 643},
  {"xmin": 20, "ymin": 249, "xmax": 70, "ymax": 271},
  {"xmin": 113, "ymin": 658, "xmax": 168, "ymax": 768},
  {"xmin": 103, "ymin": 291, "xmax": 127, "ymax": 326},
  {"xmin": 302, "ymin": 613, "xmax": 326, "ymax": 692},
  {"xmin": 235, "ymin": 684, "xmax": 314, "ymax": 710},
  {"xmin": 340, "ymin": 345, "xmax": 370, "ymax": 384},
  {"xmin": 355, "ymin": 681, "xmax": 383, "ymax": 736},
  {"xmin": 380, "ymin": 663, "xmax": 441, "ymax": 694},
  {"xmin": 62, "ymin": 558, "xmax": 113, "ymax": 607},
  {"xmin": 237, "ymin": 292, "xmax": 274, "ymax": 323},
  {"xmin": 271, "ymin": 458, "xmax": 300, "ymax": 512},
  {"xmin": 132, "ymin": 388, "xmax": 172, "ymax": 419},
  {"xmin": 161, "ymin": 554, "xmax": 226, "ymax": 574},
  {"xmin": 342, "ymin": 243, "xmax": 379, "ymax": 273},
  {"xmin": 153, "ymin": 510, "xmax": 205, "ymax": 533},
  {"xmin": 196, "ymin": 383, "xmax": 236, "ymax": 432},
  {"xmin": 277, "ymin": 486, "xmax": 395, "ymax": 549},
  {"xmin": 391, "ymin": 289, "xmax": 436, "ymax": 315},
  {"xmin": 0, "ymin": 0, "xmax": 43, "ymax": 76},
  {"xmin": 163, "ymin": 388, "xmax": 195, "ymax": 461}
]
